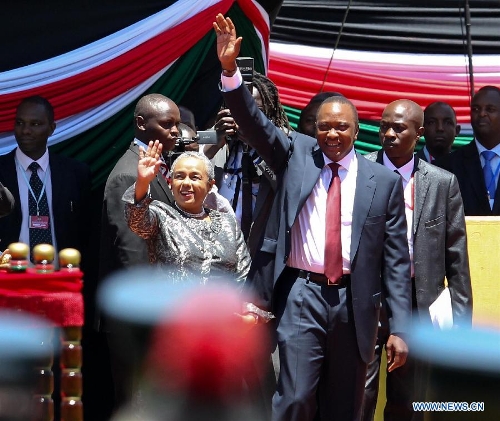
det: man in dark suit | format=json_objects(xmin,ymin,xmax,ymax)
[
  {"xmin": 362, "ymin": 99, "xmax": 472, "ymax": 421},
  {"xmin": 0, "ymin": 95, "xmax": 91, "ymax": 421},
  {"xmin": 416, "ymin": 102, "xmax": 460, "ymax": 163},
  {"xmin": 98, "ymin": 93, "xmax": 180, "ymax": 411},
  {"xmin": 0, "ymin": 95, "xmax": 91, "ymax": 258},
  {"xmin": 0, "ymin": 182, "xmax": 15, "ymax": 218},
  {"xmin": 436, "ymin": 85, "xmax": 500, "ymax": 215},
  {"xmin": 214, "ymin": 14, "xmax": 412, "ymax": 421}
]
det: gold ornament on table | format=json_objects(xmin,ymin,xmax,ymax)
[
  {"xmin": 33, "ymin": 244, "xmax": 55, "ymax": 273},
  {"xmin": 0, "ymin": 248, "xmax": 12, "ymax": 270},
  {"xmin": 7, "ymin": 242, "xmax": 29, "ymax": 273},
  {"xmin": 59, "ymin": 248, "xmax": 81, "ymax": 272}
]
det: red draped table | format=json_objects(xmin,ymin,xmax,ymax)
[{"xmin": 0, "ymin": 269, "xmax": 84, "ymax": 421}]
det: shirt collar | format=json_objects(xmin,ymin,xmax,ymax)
[
  {"xmin": 323, "ymin": 147, "xmax": 356, "ymax": 171},
  {"xmin": 15, "ymin": 147, "xmax": 49, "ymax": 172},
  {"xmin": 475, "ymin": 138, "xmax": 500, "ymax": 157},
  {"xmin": 422, "ymin": 146, "xmax": 433, "ymax": 162},
  {"xmin": 382, "ymin": 152, "xmax": 414, "ymax": 182},
  {"xmin": 133, "ymin": 138, "xmax": 148, "ymax": 150},
  {"xmin": 134, "ymin": 138, "xmax": 168, "ymax": 164}
]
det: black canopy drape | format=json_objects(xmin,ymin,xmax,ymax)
[{"xmin": 271, "ymin": 0, "xmax": 500, "ymax": 54}]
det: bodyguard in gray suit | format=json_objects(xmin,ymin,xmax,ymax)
[
  {"xmin": 214, "ymin": 14, "xmax": 412, "ymax": 421},
  {"xmin": 362, "ymin": 99, "xmax": 473, "ymax": 421}
]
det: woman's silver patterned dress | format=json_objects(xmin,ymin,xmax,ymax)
[{"xmin": 122, "ymin": 185, "xmax": 250, "ymax": 286}]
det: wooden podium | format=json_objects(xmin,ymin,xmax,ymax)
[{"xmin": 0, "ymin": 269, "xmax": 84, "ymax": 421}]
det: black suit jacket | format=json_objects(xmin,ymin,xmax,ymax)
[
  {"xmin": 0, "ymin": 149, "xmax": 91, "ymax": 254},
  {"xmin": 435, "ymin": 141, "xmax": 500, "ymax": 215},
  {"xmin": 99, "ymin": 141, "xmax": 174, "ymax": 282},
  {"xmin": 0, "ymin": 182, "xmax": 15, "ymax": 218},
  {"xmin": 415, "ymin": 148, "xmax": 428, "ymax": 163},
  {"xmin": 223, "ymin": 84, "xmax": 412, "ymax": 363},
  {"xmin": 366, "ymin": 151, "xmax": 472, "ymax": 326}
]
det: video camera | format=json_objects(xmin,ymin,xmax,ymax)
[
  {"xmin": 170, "ymin": 125, "xmax": 219, "ymax": 166},
  {"xmin": 175, "ymin": 129, "xmax": 218, "ymax": 149},
  {"xmin": 237, "ymin": 57, "xmax": 254, "ymax": 92}
]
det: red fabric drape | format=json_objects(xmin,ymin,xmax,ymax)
[
  {"xmin": 268, "ymin": 52, "xmax": 488, "ymax": 123},
  {"xmin": 0, "ymin": 0, "xmax": 235, "ymax": 132}
]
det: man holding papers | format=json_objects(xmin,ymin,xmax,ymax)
[{"xmin": 363, "ymin": 99, "xmax": 473, "ymax": 421}]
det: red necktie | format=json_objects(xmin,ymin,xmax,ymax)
[{"xmin": 324, "ymin": 163, "xmax": 343, "ymax": 284}]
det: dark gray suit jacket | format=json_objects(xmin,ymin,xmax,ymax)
[
  {"xmin": 436, "ymin": 141, "xmax": 500, "ymax": 215},
  {"xmin": 223, "ymin": 84, "xmax": 412, "ymax": 363},
  {"xmin": 366, "ymin": 151, "xmax": 472, "ymax": 326},
  {"xmin": 0, "ymin": 149, "xmax": 91, "ymax": 253},
  {"xmin": 99, "ymin": 141, "xmax": 174, "ymax": 283}
]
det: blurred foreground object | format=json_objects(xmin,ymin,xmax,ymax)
[
  {"xmin": 0, "ymin": 311, "xmax": 54, "ymax": 421},
  {"xmin": 411, "ymin": 324, "xmax": 500, "ymax": 420},
  {"xmin": 7, "ymin": 242, "xmax": 29, "ymax": 272},
  {"xmin": 33, "ymin": 244, "xmax": 55, "ymax": 273},
  {"xmin": 0, "ymin": 248, "xmax": 11, "ymax": 270},
  {"xmin": 99, "ymin": 267, "xmax": 270, "ymax": 421},
  {"xmin": 59, "ymin": 248, "xmax": 81, "ymax": 272}
]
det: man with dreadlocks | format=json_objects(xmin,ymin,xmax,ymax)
[{"xmin": 204, "ymin": 70, "xmax": 291, "ymax": 241}]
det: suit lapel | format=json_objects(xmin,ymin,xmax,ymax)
[
  {"xmin": 48, "ymin": 153, "xmax": 66, "ymax": 225},
  {"xmin": 412, "ymin": 158, "xmax": 429, "ymax": 234},
  {"xmin": 462, "ymin": 142, "xmax": 489, "ymax": 208},
  {"xmin": 4, "ymin": 151, "xmax": 22, "ymax": 220},
  {"xmin": 152, "ymin": 175, "xmax": 174, "ymax": 204},
  {"xmin": 351, "ymin": 155, "xmax": 376, "ymax": 262},
  {"xmin": 493, "ymin": 185, "xmax": 500, "ymax": 214}
]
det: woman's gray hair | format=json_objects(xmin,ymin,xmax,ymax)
[{"xmin": 170, "ymin": 151, "xmax": 215, "ymax": 181}]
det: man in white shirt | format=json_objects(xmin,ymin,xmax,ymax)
[
  {"xmin": 363, "ymin": 99, "xmax": 472, "ymax": 421},
  {"xmin": 0, "ymin": 95, "xmax": 91, "ymax": 260},
  {"xmin": 214, "ymin": 14, "xmax": 412, "ymax": 421}
]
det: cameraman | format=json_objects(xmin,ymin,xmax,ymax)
[
  {"xmin": 168, "ymin": 123, "xmax": 199, "ymax": 167},
  {"xmin": 203, "ymin": 71, "xmax": 291, "ymax": 241}
]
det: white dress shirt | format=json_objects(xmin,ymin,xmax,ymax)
[
  {"xmin": 287, "ymin": 148, "xmax": 357, "ymax": 274},
  {"xmin": 15, "ymin": 148, "xmax": 57, "ymax": 249},
  {"xmin": 221, "ymin": 69, "xmax": 357, "ymax": 273},
  {"xmin": 382, "ymin": 153, "xmax": 415, "ymax": 277}
]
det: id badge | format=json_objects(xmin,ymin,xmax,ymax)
[{"xmin": 29, "ymin": 215, "xmax": 50, "ymax": 229}]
